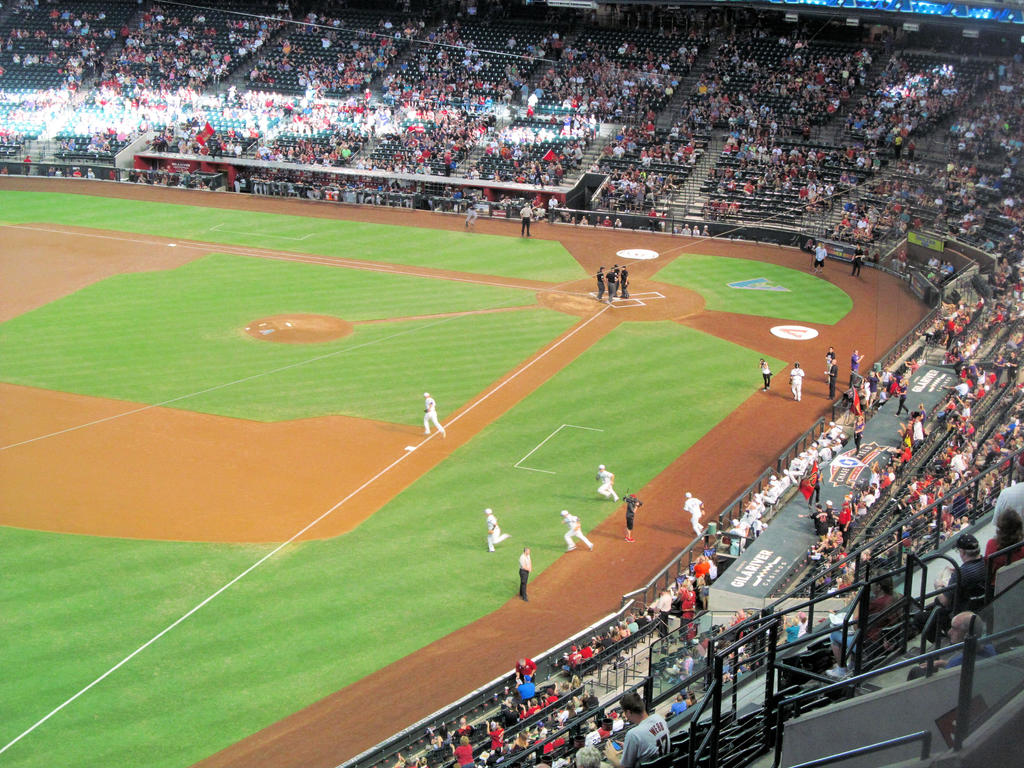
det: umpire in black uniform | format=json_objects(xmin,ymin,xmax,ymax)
[
  {"xmin": 606, "ymin": 265, "xmax": 619, "ymax": 303},
  {"xmin": 595, "ymin": 267, "xmax": 606, "ymax": 302}
]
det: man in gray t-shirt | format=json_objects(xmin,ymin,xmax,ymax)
[{"xmin": 604, "ymin": 692, "xmax": 670, "ymax": 768}]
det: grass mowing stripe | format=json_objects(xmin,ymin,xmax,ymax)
[
  {"xmin": 0, "ymin": 190, "xmax": 584, "ymax": 282},
  {"xmin": 0, "ymin": 254, "xmax": 577, "ymax": 422},
  {"xmin": 0, "ymin": 324, "xmax": 785, "ymax": 768},
  {"xmin": 654, "ymin": 253, "xmax": 852, "ymax": 325}
]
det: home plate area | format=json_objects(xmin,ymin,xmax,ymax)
[{"xmin": 588, "ymin": 290, "xmax": 666, "ymax": 308}]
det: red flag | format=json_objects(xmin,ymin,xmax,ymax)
[
  {"xmin": 799, "ymin": 461, "xmax": 819, "ymax": 501},
  {"xmin": 195, "ymin": 122, "xmax": 214, "ymax": 146},
  {"xmin": 542, "ymin": 148, "xmax": 557, "ymax": 163},
  {"xmin": 852, "ymin": 387, "xmax": 862, "ymax": 416}
]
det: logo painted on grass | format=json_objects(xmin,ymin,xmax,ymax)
[
  {"xmin": 770, "ymin": 325, "xmax": 819, "ymax": 341},
  {"xmin": 728, "ymin": 277, "xmax": 790, "ymax": 292},
  {"xmin": 616, "ymin": 248, "xmax": 659, "ymax": 261}
]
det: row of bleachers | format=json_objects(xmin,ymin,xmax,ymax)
[
  {"xmin": 377, "ymin": 19, "xmax": 553, "ymax": 111},
  {"xmin": 103, "ymin": 1, "xmax": 285, "ymax": 93},
  {"xmin": 700, "ymin": 36, "xmax": 872, "ymax": 128},
  {"xmin": 700, "ymin": 137, "xmax": 879, "ymax": 223},
  {"xmin": 844, "ymin": 52, "xmax": 991, "ymax": 145},
  {"xmin": 472, "ymin": 115, "xmax": 594, "ymax": 182},
  {"xmin": 245, "ymin": 10, "xmax": 416, "ymax": 98},
  {"xmin": 53, "ymin": 128, "xmax": 132, "ymax": 161},
  {"xmin": 532, "ymin": 29, "xmax": 703, "ymax": 121},
  {"xmin": 0, "ymin": 1, "xmax": 136, "ymax": 90}
]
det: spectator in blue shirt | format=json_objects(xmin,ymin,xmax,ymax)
[{"xmin": 516, "ymin": 675, "xmax": 535, "ymax": 702}]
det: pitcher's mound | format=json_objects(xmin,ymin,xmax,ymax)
[{"xmin": 245, "ymin": 314, "xmax": 353, "ymax": 343}]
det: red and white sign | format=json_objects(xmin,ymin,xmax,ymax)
[{"xmin": 770, "ymin": 325, "xmax": 819, "ymax": 341}]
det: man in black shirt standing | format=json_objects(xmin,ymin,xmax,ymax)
[
  {"xmin": 827, "ymin": 359, "xmax": 839, "ymax": 399},
  {"xmin": 595, "ymin": 266, "xmax": 606, "ymax": 302},
  {"xmin": 620, "ymin": 266, "xmax": 630, "ymax": 299},
  {"xmin": 606, "ymin": 265, "xmax": 619, "ymax": 304}
]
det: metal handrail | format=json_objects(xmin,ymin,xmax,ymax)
[{"xmin": 784, "ymin": 730, "xmax": 931, "ymax": 768}]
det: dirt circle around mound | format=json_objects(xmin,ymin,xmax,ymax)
[
  {"xmin": 244, "ymin": 314, "xmax": 353, "ymax": 343},
  {"xmin": 538, "ymin": 278, "xmax": 705, "ymax": 320}
]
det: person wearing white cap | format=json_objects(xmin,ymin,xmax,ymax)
[
  {"xmin": 683, "ymin": 492, "xmax": 705, "ymax": 537},
  {"xmin": 596, "ymin": 464, "xmax": 618, "ymax": 501},
  {"xmin": 561, "ymin": 510, "xmax": 594, "ymax": 551},
  {"xmin": 790, "ymin": 361, "xmax": 805, "ymax": 401},
  {"xmin": 422, "ymin": 392, "xmax": 446, "ymax": 437},
  {"xmin": 484, "ymin": 508, "xmax": 511, "ymax": 552}
]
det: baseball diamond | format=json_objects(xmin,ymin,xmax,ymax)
[
  {"xmin": 4, "ymin": 0, "xmax": 1022, "ymax": 762},
  {"xmin": 0, "ymin": 178, "xmax": 927, "ymax": 768}
]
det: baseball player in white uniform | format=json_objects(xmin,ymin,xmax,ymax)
[
  {"xmin": 789, "ymin": 362, "xmax": 805, "ymax": 402},
  {"xmin": 560, "ymin": 510, "xmax": 594, "ymax": 551},
  {"xmin": 423, "ymin": 392, "xmax": 446, "ymax": 436},
  {"xmin": 684, "ymin": 492, "xmax": 705, "ymax": 537},
  {"xmin": 484, "ymin": 508, "xmax": 510, "ymax": 552},
  {"xmin": 596, "ymin": 464, "xmax": 619, "ymax": 501}
]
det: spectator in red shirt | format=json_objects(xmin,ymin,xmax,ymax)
[
  {"xmin": 488, "ymin": 722, "xmax": 504, "ymax": 752},
  {"xmin": 516, "ymin": 657, "xmax": 537, "ymax": 680},
  {"xmin": 453, "ymin": 736, "xmax": 474, "ymax": 767}
]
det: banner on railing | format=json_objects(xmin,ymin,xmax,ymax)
[{"xmin": 908, "ymin": 231, "xmax": 945, "ymax": 252}]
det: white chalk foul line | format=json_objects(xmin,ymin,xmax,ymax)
[
  {"xmin": 514, "ymin": 423, "xmax": 605, "ymax": 474},
  {"xmin": 0, "ymin": 304, "xmax": 611, "ymax": 754}
]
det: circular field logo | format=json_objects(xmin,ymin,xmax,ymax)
[
  {"xmin": 616, "ymin": 248, "xmax": 659, "ymax": 261},
  {"xmin": 770, "ymin": 325, "xmax": 819, "ymax": 341}
]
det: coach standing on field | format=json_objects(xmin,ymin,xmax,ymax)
[
  {"xmin": 520, "ymin": 202, "xmax": 532, "ymax": 236},
  {"xmin": 518, "ymin": 547, "xmax": 532, "ymax": 601}
]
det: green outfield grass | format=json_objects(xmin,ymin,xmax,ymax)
[
  {"xmin": 0, "ymin": 253, "xmax": 576, "ymax": 422},
  {"xmin": 654, "ymin": 253, "xmax": 852, "ymax": 325},
  {"xmin": 0, "ymin": 190, "xmax": 585, "ymax": 282},
  {"xmin": 0, "ymin": 323, "xmax": 785, "ymax": 768}
]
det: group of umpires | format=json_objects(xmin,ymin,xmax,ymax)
[{"xmin": 595, "ymin": 265, "xmax": 630, "ymax": 303}]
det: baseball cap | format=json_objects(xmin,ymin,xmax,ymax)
[
  {"xmin": 561, "ymin": 510, "xmax": 569, "ymax": 517},
  {"xmin": 685, "ymin": 492, "xmax": 692, "ymax": 498},
  {"xmin": 956, "ymin": 533, "xmax": 979, "ymax": 551},
  {"xmin": 599, "ymin": 464, "xmax": 605, "ymax": 470},
  {"xmin": 826, "ymin": 500, "xmax": 833, "ymax": 506},
  {"xmin": 484, "ymin": 508, "xmax": 492, "ymax": 514},
  {"xmin": 423, "ymin": 392, "xmax": 430, "ymax": 397}
]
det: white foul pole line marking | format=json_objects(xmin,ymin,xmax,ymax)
[
  {"xmin": 514, "ymin": 424, "xmax": 604, "ymax": 474},
  {"xmin": 0, "ymin": 304, "xmax": 612, "ymax": 754}
]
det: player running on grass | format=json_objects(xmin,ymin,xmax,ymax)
[
  {"xmin": 561, "ymin": 510, "xmax": 594, "ymax": 551},
  {"xmin": 596, "ymin": 464, "xmax": 619, "ymax": 501},
  {"xmin": 485, "ymin": 508, "xmax": 511, "ymax": 552},
  {"xmin": 423, "ymin": 392, "xmax": 446, "ymax": 437}
]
